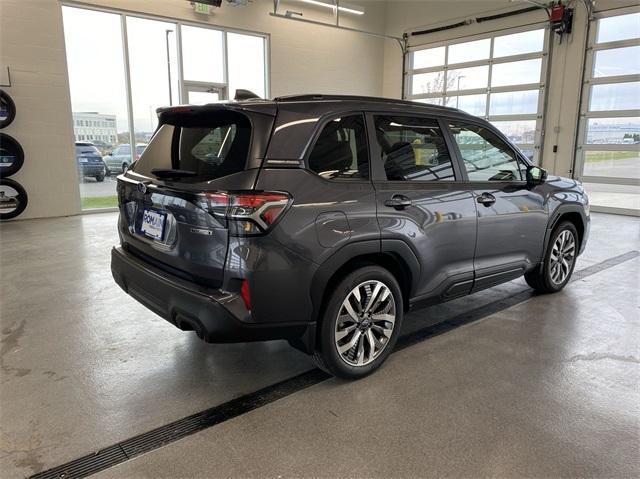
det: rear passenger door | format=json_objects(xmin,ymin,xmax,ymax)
[
  {"xmin": 368, "ymin": 113, "xmax": 477, "ymax": 302},
  {"xmin": 446, "ymin": 121, "xmax": 547, "ymax": 291}
]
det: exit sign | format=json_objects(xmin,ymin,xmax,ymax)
[{"xmin": 193, "ymin": 2, "xmax": 210, "ymax": 14}]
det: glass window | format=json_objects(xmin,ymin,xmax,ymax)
[
  {"xmin": 493, "ymin": 29, "xmax": 545, "ymax": 57},
  {"xmin": 491, "ymin": 120, "xmax": 537, "ymax": 145},
  {"xmin": 448, "ymin": 38, "xmax": 490, "ymax": 64},
  {"xmin": 133, "ymin": 110, "xmax": 251, "ymax": 182},
  {"xmin": 62, "ymin": 6, "xmax": 128, "ymax": 210},
  {"xmin": 445, "ymin": 94, "xmax": 487, "ymax": 116},
  {"xmin": 596, "ymin": 12, "xmax": 640, "ymax": 44},
  {"xmin": 412, "ymin": 71, "xmax": 445, "ymax": 95},
  {"xmin": 582, "ymin": 182, "xmax": 640, "ymax": 210},
  {"xmin": 227, "ymin": 32, "xmax": 266, "ymax": 100},
  {"xmin": 413, "ymin": 46, "xmax": 445, "ymax": 69},
  {"xmin": 374, "ymin": 116, "xmax": 455, "ymax": 182},
  {"xmin": 586, "ymin": 117, "xmax": 640, "ymax": 144},
  {"xmin": 490, "ymin": 90, "xmax": 539, "ymax": 115},
  {"xmin": 414, "ymin": 97, "xmax": 444, "ymax": 106},
  {"xmin": 188, "ymin": 90, "xmax": 220, "ymax": 105},
  {"xmin": 181, "ymin": 26, "xmax": 224, "ymax": 83},
  {"xmin": 307, "ymin": 115, "xmax": 369, "ymax": 180},
  {"xmin": 589, "ymin": 82, "xmax": 640, "ymax": 111},
  {"xmin": 491, "ymin": 59, "xmax": 542, "ymax": 87},
  {"xmin": 449, "ymin": 122, "xmax": 524, "ymax": 181},
  {"xmin": 593, "ymin": 46, "xmax": 640, "ymax": 78},
  {"xmin": 447, "ymin": 65, "xmax": 489, "ymax": 91},
  {"xmin": 127, "ymin": 17, "xmax": 179, "ymax": 141},
  {"xmin": 583, "ymin": 150, "xmax": 640, "ymax": 179}
]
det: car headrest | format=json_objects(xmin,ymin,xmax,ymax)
[
  {"xmin": 308, "ymin": 132, "xmax": 354, "ymax": 173},
  {"xmin": 385, "ymin": 142, "xmax": 416, "ymax": 180}
]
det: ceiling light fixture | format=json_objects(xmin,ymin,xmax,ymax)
[{"xmin": 298, "ymin": 0, "xmax": 364, "ymax": 16}]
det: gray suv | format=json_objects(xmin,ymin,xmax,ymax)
[{"xmin": 111, "ymin": 95, "xmax": 590, "ymax": 379}]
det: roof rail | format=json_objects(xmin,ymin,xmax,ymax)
[{"xmin": 273, "ymin": 94, "xmax": 461, "ymax": 112}]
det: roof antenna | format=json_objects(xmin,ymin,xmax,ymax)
[{"xmin": 234, "ymin": 89, "xmax": 261, "ymax": 101}]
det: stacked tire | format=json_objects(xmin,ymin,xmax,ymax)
[{"xmin": 0, "ymin": 89, "xmax": 28, "ymax": 220}]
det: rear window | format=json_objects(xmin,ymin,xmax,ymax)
[
  {"xmin": 75, "ymin": 145, "xmax": 100, "ymax": 155},
  {"xmin": 131, "ymin": 110, "xmax": 251, "ymax": 182}
]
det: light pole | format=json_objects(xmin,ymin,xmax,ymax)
[
  {"xmin": 165, "ymin": 29, "xmax": 173, "ymax": 105},
  {"xmin": 456, "ymin": 75, "xmax": 465, "ymax": 108}
]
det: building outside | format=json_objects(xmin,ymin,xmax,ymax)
[{"xmin": 72, "ymin": 112, "xmax": 117, "ymax": 146}]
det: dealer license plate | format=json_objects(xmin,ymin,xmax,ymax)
[{"xmin": 140, "ymin": 208, "xmax": 166, "ymax": 241}]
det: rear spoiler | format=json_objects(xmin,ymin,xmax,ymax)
[{"xmin": 156, "ymin": 101, "xmax": 277, "ymax": 120}]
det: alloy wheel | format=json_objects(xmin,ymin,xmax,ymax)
[
  {"xmin": 549, "ymin": 230, "xmax": 576, "ymax": 285},
  {"xmin": 334, "ymin": 280, "xmax": 396, "ymax": 367}
]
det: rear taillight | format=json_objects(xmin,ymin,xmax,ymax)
[
  {"xmin": 240, "ymin": 279, "xmax": 251, "ymax": 310},
  {"xmin": 202, "ymin": 191, "xmax": 292, "ymax": 236}
]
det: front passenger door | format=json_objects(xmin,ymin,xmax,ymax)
[{"xmin": 447, "ymin": 121, "xmax": 547, "ymax": 291}]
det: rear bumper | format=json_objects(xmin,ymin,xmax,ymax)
[
  {"xmin": 78, "ymin": 164, "xmax": 104, "ymax": 176},
  {"xmin": 111, "ymin": 246, "xmax": 314, "ymax": 346}
]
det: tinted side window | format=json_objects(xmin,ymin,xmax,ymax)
[
  {"xmin": 449, "ymin": 122, "xmax": 525, "ymax": 181},
  {"xmin": 374, "ymin": 116, "xmax": 455, "ymax": 181},
  {"xmin": 307, "ymin": 114, "xmax": 369, "ymax": 180}
]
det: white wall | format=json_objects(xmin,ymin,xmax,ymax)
[
  {"xmin": 380, "ymin": 0, "xmax": 638, "ymax": 177},
  {"xmin": 0, "ymin": 0, "xmax": 386, "ymax": 219},
  {"xmin": 1, "ymin": 0, "xmax": 80, "ymax": 219}
]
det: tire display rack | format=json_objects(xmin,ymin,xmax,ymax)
[{"xmin": 0, "ymin": 89, "xmax": 28, "ymax": 220}]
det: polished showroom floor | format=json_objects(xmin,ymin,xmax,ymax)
[{"xmin": 1, "ymin": 212, "xmax": 638, "ymax": 478}]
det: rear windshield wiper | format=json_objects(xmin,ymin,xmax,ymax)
[{"xmin": 151, "ymin": 168, "xmax": 198, "ymax": 179}]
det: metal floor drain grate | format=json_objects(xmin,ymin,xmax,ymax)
[{"xmin": 29, "ymin": 250, "xmax": 639, "ymax": 479}]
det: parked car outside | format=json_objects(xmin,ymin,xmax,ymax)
[
  {"xmin": 88, "ymin": 139, "xmax": 114, "ymax": 158},
  {"xmin": 111, "ymin": 95, "xmax": 590, "ymax": 379},
  {"xmin": 75, "ymin": 142, "xmax": 105, "ymax": 182},
  {"xmin": 104, "ymin": 143, "xmax": 147, "ymax": 175}
]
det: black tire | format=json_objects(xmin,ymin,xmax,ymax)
[
  {"xmin": 0, "ymin": 90, "xmax": 16, "ymax": 129},
  {"xmin": 0, "ymin": 133, "xmax": 24, "ymax": 177},
  {"xmin": 122, "ymin": 163, "xmax": 128, "ymax": 173},
  {"xmin": 103, "ymin": 162, "xmax": 111, "ymax": 177},
  {"xmin": 313, "ymin": 265, "xmax": 404, "ymax": 379},
  {"xmin": 95, "ymin": 172, "xmax": 105, "ymax": 182},
  {"xmin": 525, "ymin": 221, "xmax": 578, "ymax": 293},
  {"xmin": 0, "ymin": 178, "xmax": 28, "ymax": 220}
]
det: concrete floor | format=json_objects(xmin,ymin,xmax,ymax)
[{"xmin": 1, "ymin": 212, "xmax": 638, "ymax": 478}]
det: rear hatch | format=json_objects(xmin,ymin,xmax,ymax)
[
  {"xmin": 75, "ymin": 143, "xmax": 102, "ymax": 165},
  {"xmin": 117, "ymin": 104, "xmax": 276, "ymax": 287}
]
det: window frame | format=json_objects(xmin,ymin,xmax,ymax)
[
  {"xmin": 405, "ymin": 24, "xmax": 549, "ymax": 163},
  {"xmin": 366, "ymin": 112, "xmax": 461, "ymax": 184},
  {"xmin": 302, "ymin": 111, "xmax": 372, "ymax": 182}
]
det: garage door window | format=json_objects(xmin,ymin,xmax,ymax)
[
  {"xmin": 407, "ymin": 26, "xmax": 548, "ymax": 163},
  {"xmin": 576, "ymin": 9, "xmax": 640, "ymax": 213}
]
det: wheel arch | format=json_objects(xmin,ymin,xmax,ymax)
[
  {"xmin": 310, "ymin": 240, "xmax": 420, "ymax": 325},
  {"xmin": 542, "ymin": 205, "xmax": 588, "ymax": 264}
]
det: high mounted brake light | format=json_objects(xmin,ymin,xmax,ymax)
[{"xmin": 203, "ymin": 191, "xmax": 292, "ymax": 236}]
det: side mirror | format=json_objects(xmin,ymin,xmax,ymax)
[{"xmin": 526, "ymin": 165, "xmax": 547, "ymax": 186}]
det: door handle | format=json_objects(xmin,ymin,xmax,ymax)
[
  {"xmin": 385, "ymin": 194, "xmax": 412, "ymax": 209},
  {"xmin": 477, "ymin": 192, "xmax": 496, "ymax": 207}
]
